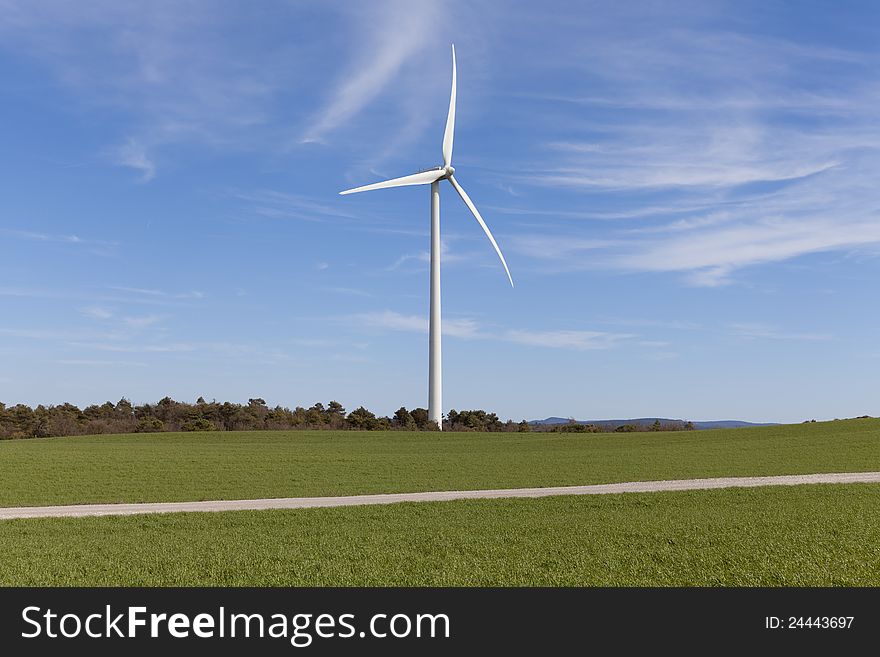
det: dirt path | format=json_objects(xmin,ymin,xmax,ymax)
[{"xmin": 2, "ymin": 471, "xmax": 878, "ymax": 520}]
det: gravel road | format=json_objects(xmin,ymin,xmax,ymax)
[{"xmin": 2, "ymin": 471, "xmax": 878, "ymax": 520}]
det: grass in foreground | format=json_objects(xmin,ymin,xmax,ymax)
[
  {"xmin": 0, "ymin": 418, "xmax": 878, "ymax": 507},
  {"xmin": 0, "ymin": 484, "xmax": 878, "ymax": 586}
]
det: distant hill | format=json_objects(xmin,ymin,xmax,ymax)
[{"xmin": 530, "ymin": 417, "xmax": 778, "ymax": 430}]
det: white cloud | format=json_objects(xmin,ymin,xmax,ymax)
[
  {"xmin": 0, "ymin": 2, "xmax": 310, "ymax": 175},
  {"xmin": 302, "ymin": 2, "xmax": 443, "ymax": 143},
  {"xmin": 355, "ymin": 311, "xmax": 427, "ymax": 333},
  {"xmin": 645, "ymin": 351, "xmax": 680, "ymax": 361},
  {"xmin": 78, "ymin": 307, "xmax": 163, "ymax": 330},
  {"xmin": 539, "ymin": 128, "xmax": 841, "ymax": 190},
  {"xmin": 509, "ymin": 236, "xmax": 618, "ymax": 260},
  {"xmin": 0, "ymin": 286, "xmax": 67, "ymax": 299},
  {"xmin": 613, "ymin": 213, "xmax": 880, "ymax": 285},
  {"xmin": 597, "ymin": 318, "xmax": 702, "ymax": 330},
  {"xmin": 352, "ymin": 311, "xmax": 634, "ymax": 350},
  {"xmin": 497, "ymin": 18, "xmax": 880, "ymax": 286},
  {"xmin": 389, "ymin": 240, "xmax": 465, "ymax": 271},
  {"xmin": 354, "ymin": 311, "xmax": 480, "ymax": 339},
  {"xmin": 108, "ymin": 286, "xmax": 164, "ymax": 296},
  {"xmin": 234, "ymin": 189, "xmax": 360, "ymax": 223},
  {"xmin": 513, "ymin": 161, "xmax": 880, "ymax": 285},
  {"xmin": 729, "ymin": 323, "xmax": 832, "ymax": 341},
  {"xmin": 445, "ymin": 319, "xmax": 482, "ymax": 339},
  {"xmin": 58, "ymin": 359, "xmax": 148, "ymax": 367},
  {"xmin": 68, "ymin": 342, "xmax": 195, "ymax": 353},
  {"xmin": 503, "ymin": 329, "xmax": 634, "ymax": 351},
  {"xmin": 289, "ymin": 338, "xmax": 336, "ymax": 348},
  {"xmin": 80, "ymin": 306, "xmax": 113, "ymax": 320},
  {"xmin": 0, "ymin": 228, "xmax": 116, "ymax": 247},
  {"xmin": 114, "ymin": 139, "xmax": 155, "ymax": 181},
  {"xmin": 107, "ymin": 286, "xmax": 204, "ymax": 300},
  {"xmin": 321, "ymin": 286, "xmax": 372, "ymax": 297},
  {"xmin": 122, "ymin": 315, "xmax": 163, "ymax": 328},
  {"xmin": 0, "ymin": 327, "xmax": 116, "ymax": 341},
  {"xmin": 537, "ymin": 113, "xmax": 870, "ymax": 195}
]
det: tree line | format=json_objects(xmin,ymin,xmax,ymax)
[
  {"xmin": 551, "ymin": 419, "xmax": 695, "ymax": 432},
  {"xmin": 0, "ymin": 397, "xmax": 531, "ymax": 439},
  {"xmin": 0, "ymin": 397, "xmax": 695, "ymax": 440}
]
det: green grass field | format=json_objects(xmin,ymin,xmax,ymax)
[
  {"xmin": 1, "ymin": 418, "xmax": 878, "ymax": 507},
  {"xmin": 1, "ymin": 484, "xmax": 878, "ymax": 586}
]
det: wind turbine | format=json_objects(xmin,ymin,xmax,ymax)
[{"xmin": 339, "ymin": 44, "xmax": 513, "ymax": 431}]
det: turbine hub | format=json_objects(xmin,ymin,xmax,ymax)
[{"xmin": 445, "ymin": 166, "xmax": 455, "ymax": 177}]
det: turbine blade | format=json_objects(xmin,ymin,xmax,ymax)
[
  {"xmin": 442, "ymin": 44, "xmax": 456, "ymax": 168},
  {"xmin": 339, "ymin": 169, "xmax": 445, "ymax": 195},
  {"xmin": 448, "ymin": 174, "xmax": 514, "ymax": 287}
]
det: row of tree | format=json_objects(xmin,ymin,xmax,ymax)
[
  {"xmin": 548, "ymin": 419, "xmax": 695, "ymax": 433},
  {"xmin": 0, "ymin": 398, "xmax": 695, "ymax": 440},
  {"xmin": 0, "ymin": 397, "xmax": 536, "ymax": 439}
]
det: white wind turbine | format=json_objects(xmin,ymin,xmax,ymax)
[{"xmin": 340, "ymin": 44, "xmax": 513, "ymax": 431}]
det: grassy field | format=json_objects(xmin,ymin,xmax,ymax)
[
  {"xmin": 0, "ymin": 484, "xmax": 878, "ymax": 586},
  {"xmin": 0, "ymin": 418, "xmax": 878, "ymax": 507}
]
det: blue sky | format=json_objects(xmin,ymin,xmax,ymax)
[{"xmin": 1, "ymin": 0, "xmax": 878, "ymax": 423}]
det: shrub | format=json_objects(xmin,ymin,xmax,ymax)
[
  {"xmin": 136, "ymin": 418, "xmax": 165, "ymax": 433},
  {"xmin": 181, "ymin": 418, "xmax": 217, "ymax": 432}
]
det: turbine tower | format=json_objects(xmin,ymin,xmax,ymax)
[{"xmin": 339, "ymin": 45, "xmax": 513, "ymax": 430}]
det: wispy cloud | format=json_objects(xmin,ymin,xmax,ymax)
[
  {"xmin": 645, "ymin": 351, "xmax": 680, "ymax": 361},
  {"xmin": 444, "ymin": 319, "xmax": 482, "ymax": 339},
  {"xmin": 57, "ymin": 359, "xmax": 148, "ymax": 367},
  {"xmin": 121, "ymin": 315, "xmax": 163, "ymax": 328},
  {"xmin": 354, "ymin": 311, "xmax": 427, "ymax": 333},
  {"xmin": 595, "ymin": 318, "xmax": 702, "ymax": 330},
  {"xmin": 0, "ymin": 1, "xmax": 311, "ymax": 178},
  {"xmin": 114, "ymin": 138, "xmax": 155, "ymax": 182},
  {"xmin": 0, "ymin": 286, "xmax": 67, "ymax": 299},
  {"xmin": 388, "ymin": 240, "xmax": 466, "ymax": 271},
  {"xmin": 509, "ymin": 236, "xmax": 618, "ymax": 260},
  {"xmin": 353, "ymin": 311, "xmax": 480, "ymax": 339},
  {"xmin": 108, "ymin": 286, "xmax": 165, "ymax": 296},
  {"xmin": 233, "ymin": 189, "xmax": 358, "ymax": 223},
  {"xmin": 611, "ymin": 199, "xmax": 880, "ymax": 287},
  {"xmin": 538, "ymin": 126, "xmax": 842, "ymax": 191},
  {"xmin": 351, "ymin": 310, "xmax": 634, "ymax": 349},
  {"xmin": 0, "ymin": 327, "xmax": 121, "ymax": 341},
  {"xmin": 289, "ymin": 338, "xmax": 337, "ymax": 348},
  {"xmin": 497, "ymin": 17, "xmax": 880, "ymax": 286},
  {"xmin": 302, "ymin": 2, "xmax": 444, "ymax": 143},
  {"xmin": 67, "ymin": 342, "xmax": 195, "ymax": 353},
  {"xmin": 2, "ymin": 229, "xmax": 81, "ymax": 243},
  {"xmin": 79, "ymin": 306, "xmax": 163, "ymax": 329},
  {"xmin": 513, "ymin": 157, "xmax": 880, "ymax": 286},
  {"xmin": 729, "ymin": 323, "xmax": 832, "ymax": 342},
  {"xmin": 637, "ymin": 340, "xmax": 672, "ymax": 348},
  {"xmin": 503, "ymin": 329, "xmax": 635, "ymax": 350},
  {"xmin": 1, "ymin": 321, "xmax": 306, "ymax": 365},
  {"xmin": 79, "ymin": 306, "xmax": 113, "ymax": 320},
  {"xmin": 320, "ymin": 286, "xmax": 372, "ymax": 298},
  {"xmin": 107, "ymin": 286, "xmax": 203, "ymax": 300},
  {"xmin": 1, "ymin": 228, "xmax": 117, "ymax": 248}
]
